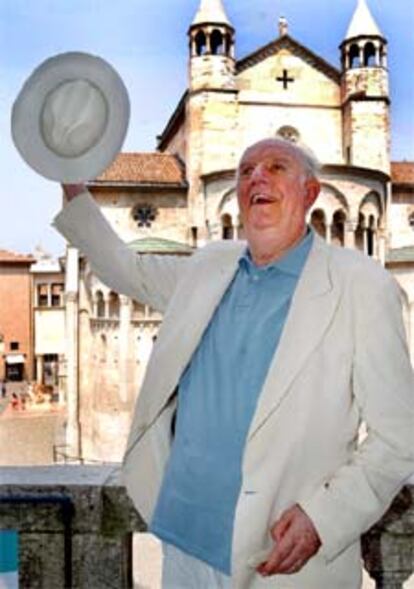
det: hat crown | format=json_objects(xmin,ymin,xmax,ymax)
[{"xmin": 40, "ymin": 79, "xmax": 109, "ymax": 158}]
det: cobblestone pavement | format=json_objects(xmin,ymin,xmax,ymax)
[{"xmin": 0, "ymin": 403, "xmax": 65, "ymax": 466}]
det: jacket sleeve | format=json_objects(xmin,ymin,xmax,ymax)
[
  {"xmin": 300, "ymin": 267, "xmax": 414, "ymax": 562},
  {"xmin": 52, "ymin": 190, "xmax": 189, "ymax": 313}
]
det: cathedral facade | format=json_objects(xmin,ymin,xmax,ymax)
[{"xmin": 61, "ymin": 0, "xmax": 414, "ymax": 462}]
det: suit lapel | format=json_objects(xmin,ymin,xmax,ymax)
[
  {"xmin": 144, "ymin": 242, "xmax": 245, "ymax": 424},
  {"xmin": 247, "ymin": 234, "xmax": 341, "ymax": 441}
]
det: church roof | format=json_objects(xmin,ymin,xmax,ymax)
[
  {"xmin": 93, "ymin": 153, "xmax": 187, "ymax": 186},
  {"xmin": 391, "ymin": 162, "xmax": 414, "ymax": 185},
  {"xmin": 127, "ymin": 237, "xmax": 193, "ymax": 255},
  {"xmin": 237, "ymin": 35, "xmax": 340, "ymax": 83},
  {"xmin": 0, "ymin": 250, "xmax": 34, "ymax": 264},
  {"xmin": 191, "ymin": 0, "xmax": 232, "ymax": 27},
  {"xmin": 345, "ymin": 0, "xmax": 383, "ymax": 40}
]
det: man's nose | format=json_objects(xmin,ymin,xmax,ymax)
[{"xmin": 250, "ymin": 163, "xmax": 268, "ymax": 182}]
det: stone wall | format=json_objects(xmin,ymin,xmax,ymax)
[{"xmin": 1, "ymin": 465, "xmax": 413, "ymax": 588}]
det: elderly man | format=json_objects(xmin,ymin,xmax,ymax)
[{"xmin": 55, "ymin": 138, "xmax": 414, "ymax": 589}]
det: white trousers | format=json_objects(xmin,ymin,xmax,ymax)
[{"xmin": 162, "ymin": 542, "xmax": 231, "ymax": 589}]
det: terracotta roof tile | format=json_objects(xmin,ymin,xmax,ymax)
[
  {"xmin": 391, "ymin": 162, "xmax": 414, "ymax": 184},
  {"xmin": 94, "ymin": 153, "xmax": 186, "ymax": 185},
  {"xmin": 0, "ymin": 250, "xmax": 35, "ymax": 263}
]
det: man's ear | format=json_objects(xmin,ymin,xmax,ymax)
[{"xmin": 304, "ymin": 178, "xmax": 321, "ymax": 211}]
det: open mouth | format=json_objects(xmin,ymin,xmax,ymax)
[{"xmin": 250, "ymin": 194, "xmax": 274, "ymax": 205}]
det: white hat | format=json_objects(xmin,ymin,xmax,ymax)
[{"xmin": 11, "ymin": 51, "xmax": 130, "ymax": 183}]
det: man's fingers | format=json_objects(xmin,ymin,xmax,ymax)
[
  {"xmin": 271, "ymin": 507, "xmax": 294, "ymax": 542},
  {"xmin": 270, "ymin": 544, "xmax": 306, "ymax": 574},
  {"xmin": 258, "ymin": 535, "xmax": 295, "ymax": 576}
]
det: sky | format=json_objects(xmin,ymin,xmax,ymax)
[{"xmin": 0, "ymin": 0, "xmax": 413, "ymax": 257}]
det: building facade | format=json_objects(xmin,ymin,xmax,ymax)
[
  {"xmin": 61, "ymin": 0, "xmax": 414, "ymax": 462},
  {"xmin": 30, "ymin": 249, "xmax": 65, "ymax": 393},
  {"xmin": 0, "ymin": 250, "xmax": 34, "ymax": 382}
]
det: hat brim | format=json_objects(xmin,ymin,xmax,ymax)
[{"xmin": 11, "ymin": 51, "xmax": 130, "ymax": 183}]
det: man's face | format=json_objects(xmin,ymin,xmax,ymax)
[{"xmin": 237, "ymin": 140, "xmax": 320, "ymax": 244}]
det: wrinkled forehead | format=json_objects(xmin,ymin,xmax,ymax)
[{"xmin": 239, "ymin": 140, "xmax": 304, "ymax": 167}]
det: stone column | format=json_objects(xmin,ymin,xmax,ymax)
[
  {"xmin": 325, "ymin": 223, "xmax": 332, "ymax": 245},
  {"xmin": 205, "ymin": 29, "xmax": 211, "ymax": 54},
  {"xmin": 382, "ymin": 46, "xmax": 388, "ymax": 68},
  {"xmin": 118, "ymin": 296, "xmax": 131, "ymax": 404},
  {"xmin": 65, "ymin": 246, "xmax": 80, "ymax": 460},
  {"xmin": 363, "ymin": 228, "xmax": 369, "ymax": 256},
  {"xmin": 359, "ymin": 44, "xmax": 364, "ymax": 66},
  {"xmin": 36, "ymin": 355, "xmax": 43, "ymax": 384},
  {"xmin": 344, "ymin": 220, "xmax": 357, "ymax": 250},
  {"xmin": 103, "ymin": 293, "xmax": 110, "ymax": 319},
  {"xmin": 372, "ymin": 230, "xmax": 378, "ymax": 259},
  {"xmin": 377, "ymin": 228, "xmax": 387, "ymax": 266}
]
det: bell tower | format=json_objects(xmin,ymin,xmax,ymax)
[
  {"xmin": 340, "ymin": 0, "xmax": 390, "ymax": 173},
  {"xmin": 186, "ymin": 0, "xmax": 238, "ymax": 243},
  {"xmin": 188, "ymin": 0, "xmax": 235, "ymax": 92}
]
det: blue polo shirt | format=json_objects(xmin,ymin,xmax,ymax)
[{"xmin": 150, "ymin": 228, "xmax": 314, "ymax": 574}]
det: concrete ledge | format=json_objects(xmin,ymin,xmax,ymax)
[{"xmin": 0, "ymin": 465, "xmax": 413, "ymax": 588}]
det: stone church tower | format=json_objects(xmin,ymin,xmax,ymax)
[
  {"xmin": 59, "ymin": 0, "xmax": 414, "ymax": 463},
  {"xmin": 186, "ymin": 0, "xmax": 238, "ymax": 241},
  {"xmin": 340, "ymin": 0, "xmax": 390, "ymax": 173}
]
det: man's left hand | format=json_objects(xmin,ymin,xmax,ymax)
[{"xmin": 256, "ymin": 504, "xmax": 321, "ymax": 576}]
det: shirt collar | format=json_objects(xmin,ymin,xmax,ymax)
[{"xmin": 239, "ymin": 226, "xmax": 314, "ymax": 277}]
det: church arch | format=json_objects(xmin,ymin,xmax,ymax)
[
  {"xmin": 108, "ymin": 291, "xmax": 120, "ymax": 319},
  {"xmin": 359, "ymin": 191, "xmax": 382, "ymax": 219},
  {"xmin": 221, "ymin": 214, "xmax": 234, "ymax": 240},
  {"xmin": 132, "ymin": 300, "xmax": 145, "ymax": 320},
  {"xmin": 349, "ymin": 43, "xmax": 360, "ymax": 68},
  {"xmin": 332, "ymin": 209, "xmax": 346, "ymax": 246},
  {"xmin": 363, "ymin": 42, "xmax": 376, "ymax": 67},
  {"xmin": 310, "ymin": 209, "xmax": 327, "ymax": 239},
  {"xmin": 195, "ymin": 30, "xmax": 207, "ymax": 56},
  {"xmin": 95, "ymin": 290, "xmax": 105, "ymax": 318},
  {"xmin": 316, "ymin": 183, "xmax": 350, "ymax": 220},
  {"xmin": 211, "ymin": 29, "xmax": 224, "ymax": 55}
]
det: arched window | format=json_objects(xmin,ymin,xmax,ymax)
[
  {"xmin": 132, "ymin": 300, "xmax": 145, "ymax": 320},
  {"xmin": 221, "ymin": 214, "xmax": 234, "ymax": 240},
  {"xmin": 332, "ymin": 210, "xmax": 346, "ymax": 247},
  {"xmin": 195, "ymin": 30, "xmax": 207, "ymax": 56},
  {"xmin": 108, "ymin": 292, "xmax": 120, "ymax": 319},
  {"xmin": 349, "ymin": 44, "xmax": 360, "ymax": 68},
  {"xmin": 355, "ymin": 213, "xmax": 366, "ymax": 252},
  {"xmin": 310, "ymin": 209, "xmax": 327, "ymax": 239},
  {"xmin": 363, "ymin": 42, "xmax": 376, "ymax": 67},
  {"xmin": 367, "ymin": 215, "xmax": 377, "ymax": 257},
  {"xmin": 211, "ymin": 29, "xmax": 224, "ymax": 55},
  {"xmin": 277, "ymin": 126, "xmax": 300, "ymax": 143},
  {"xmin": 96, "ymin": 291, "xmax": 105, "ymax": 318}
]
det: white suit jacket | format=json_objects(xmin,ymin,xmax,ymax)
[{"xmin": 54, "ymin": 192, "xmax": 414, "ymax": 589}]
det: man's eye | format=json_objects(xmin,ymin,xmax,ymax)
[
  {"xmin": 240, "ymin": 166, "xmax": 253, "ymax": 177},
  {"xmin": 269, "ymin": 163, "xmax": 284, "ymax": 172}
]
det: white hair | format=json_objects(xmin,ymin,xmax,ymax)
[{"xmin": 238, "ymin": 136, "xmax": 321, "ymax": 180}]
